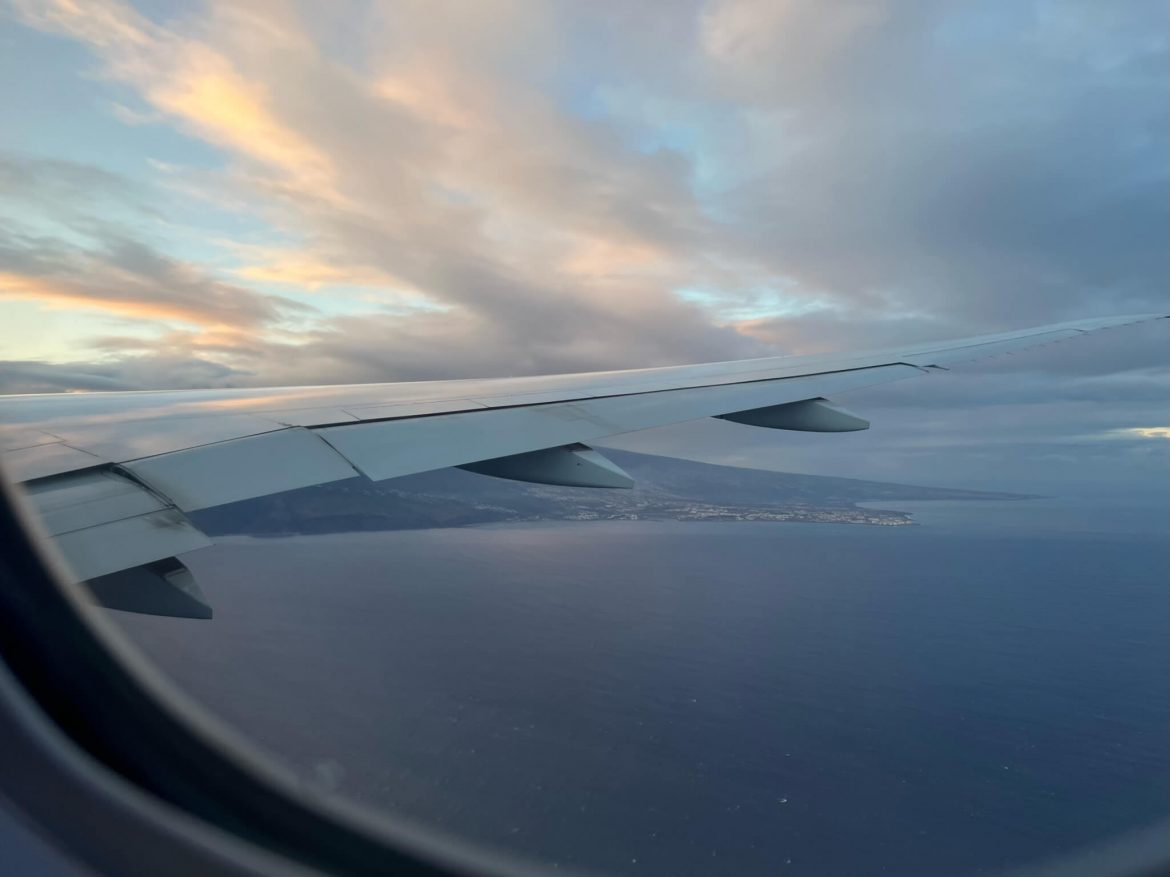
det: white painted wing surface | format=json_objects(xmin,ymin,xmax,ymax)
[{"xmin": 0, "ymin": 313, "xmax": 1164, "ymax": 602}]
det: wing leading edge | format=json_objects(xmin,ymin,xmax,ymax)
[{"xmin": 1, "ymin": 313, "xmax": 1164, "ymax": 615}]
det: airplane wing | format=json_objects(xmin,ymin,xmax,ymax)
[{"xmin": 1, "ymin": 313, "xmax": 1163, "ymax": 617}]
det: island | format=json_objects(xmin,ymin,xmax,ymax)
[{"xmin": 194, "ymin": 448, "xmax": 1030, "ymax": 537}]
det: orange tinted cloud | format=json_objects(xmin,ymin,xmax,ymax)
[
  {"xmin": 375, "ymin": 67, "xmax": 478, "ymax": 130},
  {"xmin": 0, "ymin": 271, "xmax": 257, "ymax": 329},
  {"xmin": 13, "ymin": 0, "xmax": 336, "ymax": 194},
  {"xmin": 560, "ymin": 237, "xmax": 668, "ymax": 280},
  {"xmin": 230, "ymin": 248, "xmax": 399, "ymax": 290},
  {"xmin": 151, "ymin": 49, "xmax": 335, "ymax": 189}
]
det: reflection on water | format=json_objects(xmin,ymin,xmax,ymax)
[{"xmin": 110, "ymin": 509, "xmax": 1169, "ymax": 876}]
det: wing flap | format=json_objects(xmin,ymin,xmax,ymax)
[
  {"xmin": 29, "ymin": 468, "xmax": 168, "ymax": 535},
  {"xmin": 55, "ymin": 513, "xmax": 211, "ymax": 583},
  {"xmin": 23, "ymin": 470, "xmax": 211, "ymax": 582},
  {"xmin": 122, "ymin": 427, "xmax": 359, "ymax": 512}
]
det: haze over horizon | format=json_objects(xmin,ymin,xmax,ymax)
[{"xmin": 1, "ymin": 0, "xmax": 1166, "ymax": 495}]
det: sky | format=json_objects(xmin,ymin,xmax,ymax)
[{"xmin": 0, "ymin": 0, "xmax": 1166, "ymax": 496}]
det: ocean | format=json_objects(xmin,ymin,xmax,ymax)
[{"xmin": 112, "ymin": 501, "xmax": 1170, "ymax": 875}]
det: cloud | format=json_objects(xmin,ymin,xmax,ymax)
[
  {"xmin": 0, "ymin": 224, "xmax": 310, "ymax": 330},
  {"xmin": 8, "ymin": 0, "xmax": 766, "ymax": 374},
  {"xmin": 10, "ymin": 1, "xmax": 1164, "ymax": 351},
  {"xmin": 701, "ymin": 0, "xmax": 892, "ymax": 83},
  {"xmin": 709, "ymin": 1, "xmax": 1169, "ymax": 329},
  {"xmin": 0, "ymin": 356, "xmax": 246, "ymax": 394},
  {"xmin": 0, "ymin": 151, "xmax": 147, "ymax": 214},
  {"xmin": 1115, "ymin": 427, "xmax": 1170, "ymax": 440}
]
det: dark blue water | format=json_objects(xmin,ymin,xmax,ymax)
[{"xmin": 115, "ymin": 504, "xmax": 1169, "ymax": 875}]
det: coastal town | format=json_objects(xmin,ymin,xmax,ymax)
[{"xmin": 555, "ymin": 499, "xmax": 912, "ymax": 526}]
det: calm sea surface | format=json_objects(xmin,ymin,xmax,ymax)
[{"xmin": 113, "ymin": 501, "xmax": 1169, "ymax": 876}]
